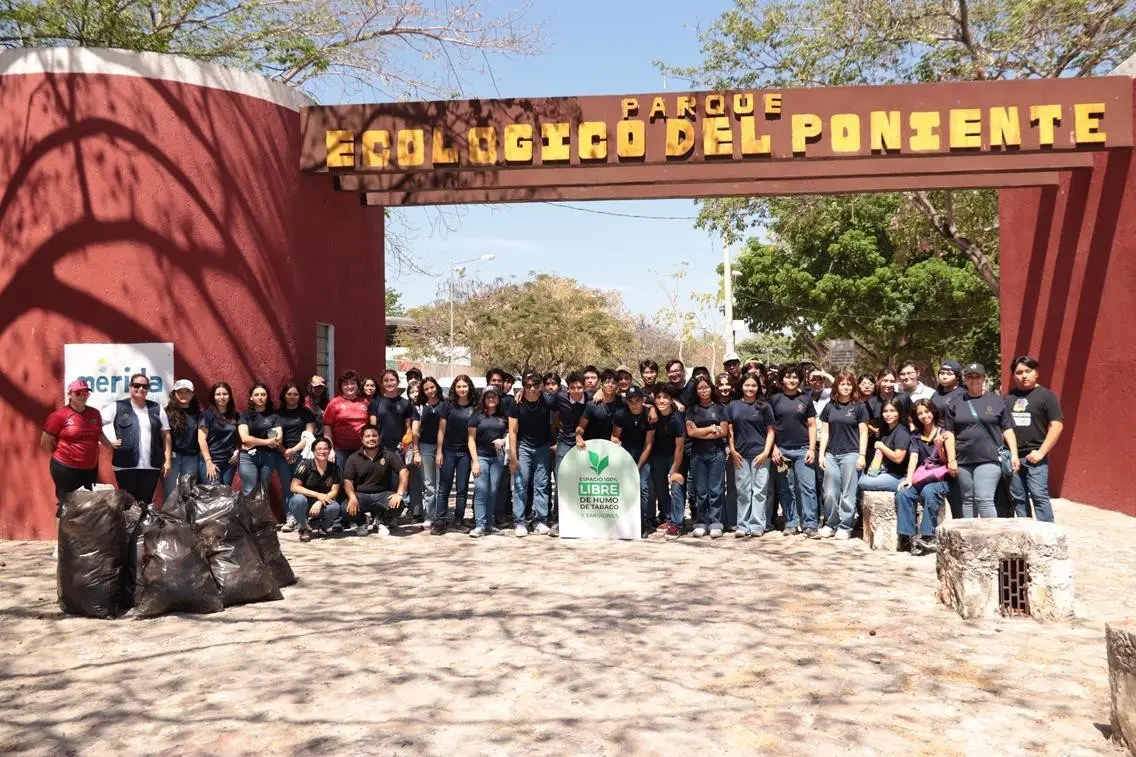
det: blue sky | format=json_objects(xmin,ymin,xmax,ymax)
[{"xmin": 317, "ymin": 0, "xmax": 741, "ymax": 317}]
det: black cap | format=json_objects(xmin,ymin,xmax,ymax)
[
  {"xmin": 482, "ymin": 385, "xmax": 500, "ymax": 396},
  {"xmin": 962, "ymin": 362, "xmax": 986, "ymax": 376},
  {"xmin": 939, "ymin": 359, "xmax": 962, "ymax": 374},
  {"xmin": 625, "ymin": 385, "xmax": 644, "ymax": 400}
]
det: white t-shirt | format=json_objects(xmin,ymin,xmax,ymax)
[{"xmin": 101, "ymin": 402, "xmax": 171, "ymax": 470}]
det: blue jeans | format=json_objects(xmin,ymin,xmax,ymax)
[
  {"xmin": 276, "ymin": 454, "xmax": 298, "ymax": 495},
  {"xmin": 823, "ymin": 452, "xmax": 860, "ymax": 532},
  {"xmin": 512, "ymin": 441, "xmax": 551, "ymax": 526},
  {"xmin": 777, "ymin": 446, "xmax": 818, "ymax": 530},
  {"xmin": 1010, "ymin": 458, "xmax": 1053, "ymax": 522},
  {"xmin": 287, "ymin": 492, "xmax": 342, "ymax": 532},
  {"xmin": 199, "ymin": 455, "xmax": 236, "ymax": 486},
  {"xmin": 437, "ymin": 448, "xmax": 471, "ymax": 523},
  {"xmin": 858, "ymin": 470, "xmax": 904, "ymax": 493},
  {"xmin": 691, "ymin": 451, "xmax": 726, "ymax": 529},
  {"xmin": 162, "ymin": 453, "xmax": 199, "ymax": 499},
  {"xmin": 648, "ymin": 456, "xmax": 686, "ymax": 527},
  {"xmin": 735, "ymin": 456, "xmax": 772, "ymax": 535},
  {"xmin": 896, "ymin": 480, "xmax": 949, "ymax": 537},
  {"xmin": 958, "ymin": 462, "xmax": 1000, "ymax": 518},
  {"xmin": 238, "ymin": 449, "xmax": 279, "ymax": 496},
  {"xmin": 418, "ymin": 443, "xmax": 439, "ymax": 521},
  {"xmin": 345, "ymin": 490, "xmax": 401, "ymax": 527},
  {"xmin": 474, "ymin": 455, "xmax": 504, "ymax": 530},
  {"xmin": 553, "ymin": 442, "xmax": 573, "ymax": 522}
]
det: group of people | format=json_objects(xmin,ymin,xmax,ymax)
[{"xmin": 41, "ymin": 353, "xmax": 1064, "ymax": 552}]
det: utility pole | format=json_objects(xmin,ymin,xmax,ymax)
[{"xmin": 723, "ymin": 238, "xmax": 735, "ymax": 353}]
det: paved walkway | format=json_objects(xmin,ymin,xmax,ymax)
[{"xmin": 0, "ymin": 499, "xmax": 1133, "ymax": 756}]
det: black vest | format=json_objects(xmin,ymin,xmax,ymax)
[{"xmin": 111, "ymin": 399, "xmax": 164, "ymax": 468}]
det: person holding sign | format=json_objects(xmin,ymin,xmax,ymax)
[
  {"xmin": 101, "ymin": 372, "xmax": 171, "ymax": 504},
  {"xmin": 685, "ymin": 375, "xmax": 730, "ymax": 539},
  {"xmin": 611, "ymin": 385, "xmax": 655, "ymax": 537},
  {"xmin": 42, "ymin": 379, "xmax": 103, "ymax": 512},
  {"xmin": 726, "ymin": 374, "xmax": 776, "ymax": 538}
]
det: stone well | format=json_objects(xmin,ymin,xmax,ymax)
[
  {"xmin": 935, "ymin": 519, "xmax": 1074, "ymax": 621},
  {"xmin": 1108, "ymin": 624, "xmax": 1136, "ymax": 756}
]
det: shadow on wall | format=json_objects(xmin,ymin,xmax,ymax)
[{"xmin": 0, "ymin": 50, "xmax": 380, "ymax": 538}]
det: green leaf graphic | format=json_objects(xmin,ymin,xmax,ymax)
[
  {"xmin": 588, "ymin": 450, "xmax": 600, "ymax": 473},
  {"xmin": 596, "ymin": 457, "xmax": 609, "ymax": 475}
]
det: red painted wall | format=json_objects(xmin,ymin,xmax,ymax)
[
  {"xmin": 0, "ymin": 63, "xmax": 385, "ymax": 539},
  {"xmin": 999, "ymin": 79, "xmax": 1135, "ymax": 516}
]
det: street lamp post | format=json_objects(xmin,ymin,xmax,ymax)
[
  {"xmin": 723, "ymin": 239, "xmax": 736, "ymax": 353},
  {"xmin": 449, "ymin": 254, "xmax": 496, "ymax": 378}
]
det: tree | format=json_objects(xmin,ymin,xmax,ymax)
[
  {"xmin": 663, "ymin": 0, "xmax": 1136, "ymax": 294},
  {"xmin": 398, "ymin": 274, "xmax": 635, "ymax": 376},
  {"xmin": 385, "ymin": 285, "xmax": 405, "ymax": 317},
  {"xmin": 736, "ymin": 331, "xmax": 811, "ymax": 366},
  {"xmin": 731, "ymin": 193, "xmax": 999, "ymax": 372}
]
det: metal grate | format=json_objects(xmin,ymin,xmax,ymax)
[{"xmin": 998, "ymin": 556, "xmax": 1030, "ymax": 617}]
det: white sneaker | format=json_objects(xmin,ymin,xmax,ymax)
[
  {"xmin": 514, "ymin": 524, "xmax": 528, "ymax": 538},
  {"xmin": 734, "ymin": 529, "xmax": 748, "ymax": 539},
  {"xmin": 375, "ymin": 523, "xmax": 390, "ymax": 537},
  {"xmin": 422, "ymin": 519, "xmax": 433, "ymax": 530},
  {"xmin": 818, "ymin": 526, "xmax": 835, "ymax": 538},
  {"xmin": 534, "ymin": 523, "xmax": 552, "ymax": 536},
  {"xmin": 468, "ymin": 527, "xmax": 485, "ymax": 538},
  {"xmin": 834, "ymin": 529, "xmax": 851, "ymax": 541},
  {"xmin": 281, "ymin": 516, "xmax": 297, "ymax": 533},
  {"xmin": 709, "ymin": 527, "xmax": 724, "ymax": 539},
  {"xmin": 692, "ymin": 526, "xmax": 707, "ymax": 538}
]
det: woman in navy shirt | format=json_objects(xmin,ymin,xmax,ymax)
[
  {"xmin": 162, "ymin": 379, "xmax": 200, "ymax": 498},
  {"xmin": 818, "ymin": 370, "xmax": 869, "ymax": 539},
  {"xmin": 413, "ymin": 377, "xmax": 445, "ymax": 530},
  {"xmin": 685, "ymin": 375, "xmax": 730, "ymax": 538},
  {"xmin": 944, "ymin": 363, "xmax": 1018, "ymax": 518},
  {"xmin": 769, "ymin": 365, "xmax": 819, "ymax": 536},
  {"xmin": 197, "ymin": 382, "xmax": 240, "ymax": 486},
  {"xmin": 858, "ymin": 399, "xmax": 909, "ymax": 493},
  {"xmin": 276, "ymin": 381, "xmax": 316, "ymax": 529},
  {"xmin": 467, "ymin": 387, "xmax": 509, "ymax": 538},
  {"xmin": 727, "ymin": 374, "xmax": 776, "ymax": 537},
  {"xmin": 237, "ymin": 382, "xmax": 283, "ymax": 496},
  {"xmin": 435, "ymin": 374, "xmax": 477, "ymax": 529}
]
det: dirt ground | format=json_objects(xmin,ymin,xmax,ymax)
[{"xmin": 1, "ymin": 498, "xmax": 1133, "ymax": 757}]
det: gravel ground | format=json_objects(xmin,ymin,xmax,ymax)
[{"xmin": 0, "ymin": 498, "xmax": 1133, "ymax": 757}]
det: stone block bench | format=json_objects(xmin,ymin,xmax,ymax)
[
  {"xmin": 860, "ymin": 490, "xmax": 952, "ymax": 552},
  {"xmin": 935, "ymin": 519, "xmax": 1074, "ymax": 621},
  {"xmin": 1108, "ymin": 624, "xmax": 1136, "ymax": 756}
]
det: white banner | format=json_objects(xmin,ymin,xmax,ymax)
[
  {"xmin": 63, "ymin": 342, "xmax": 175, "ymax": 410},
  {"xmin": 556, "ymin": 440, "xmax": 642, "ymax": 540}
]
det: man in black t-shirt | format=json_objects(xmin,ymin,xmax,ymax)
[
  {"xmin": 1004, "ymin": 356, "xmax": 1064, "ymax": 522},
  {"xmin": 287, "ymin": 437, "xmax": 342, "ymax": 541},
  {"xmin": 612, "ymin": 386, "xmax": 655, "ymax": 535},
  {"xmin": 342, "ymin": 425, "xmax": 408, "ymax": 536}
]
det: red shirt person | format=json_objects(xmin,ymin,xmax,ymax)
[
  {"xmin": 41, "ymin": 379, "xmax": 103, "ymax": 510},
  {"xmin": 321, "ymin": 370, "xmax": 371, "ymax": 463}
]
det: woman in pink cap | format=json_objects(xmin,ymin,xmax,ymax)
[{"xmin": 41, "ymin": 379, "xmax": 103, "ymax": 513}]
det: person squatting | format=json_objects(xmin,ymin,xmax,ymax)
[{"xmin": 42, "ymin": 355, "xmax": 1063, "ymax": 551}]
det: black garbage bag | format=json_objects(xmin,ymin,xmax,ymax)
[
  {"xmin": 160, "ymin": 473, "xmax": 198, "ymax": 523},
  {"xmin": 120, "ymin": 503, "xmax": 145, "ymax": 609},
  {"xmin": 240, "ymin": 485, "xmax": 296, "ymax": 589},
  {"xmin": 192, "ymin": 485, "xmax": 281, "ymax": 606},
  {"xmin": 130, "ymin": 508, "xmax": 223, "ymax": 618},
  {"xmin": 57, "ymin": 489, "xmax": 133, "ymax": 619}
]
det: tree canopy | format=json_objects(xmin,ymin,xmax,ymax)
[{"xmin": 1, "ymin": 0, "xmax": 540, "ymax": 97}]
